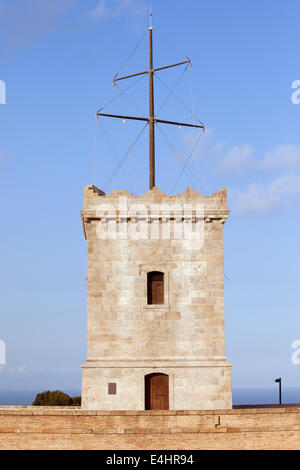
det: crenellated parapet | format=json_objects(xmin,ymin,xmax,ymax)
[{"xmin": 81, "ymin": 185, "xmax": 230, "ymax": 240}]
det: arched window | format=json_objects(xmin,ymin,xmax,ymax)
[{"xmin": 147, "ymin": 271, "xmax": 164, "ymax": 305}]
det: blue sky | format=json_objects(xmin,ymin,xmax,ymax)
[{"xmin": 0, "ymin": 0, "xmax": 300, "ymax": 396}]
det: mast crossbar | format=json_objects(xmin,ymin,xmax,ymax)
[
  {"xmin": 113, "ymin": 60, "xmax": 191, "ymax": 84},
  {"xmin": 113, "ymin": 70, "xmax": 148, "ymax": 84},
  {"xmin": 97, "ymin": 113, "xmax": 204, "ymax": 129},
  {"xmin": 155, "ymin": 118, "xmax": 203, "ymax": 129},
  {"xmin": 151, "ymin": 60, "xmax": 190, "ymax": 73},
  {"xmin": 97, "ymin": 113, "xmax": 149, "ymax": 122}
]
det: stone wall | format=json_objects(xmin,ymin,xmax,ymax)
[
  {"xmin": 82, "ymin": 363, "xmax": 232, "ymax": 410},
  {"xmin": 0, "ymin": 407, "xmax": 299, "ymax": 450}
]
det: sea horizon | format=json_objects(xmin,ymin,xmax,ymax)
[{"xmin": 0, "ymin": 387, "xmax": 299, "ymax": 407}]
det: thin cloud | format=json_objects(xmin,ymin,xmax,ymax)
[
  {"xmin": 88, "ymin": 0, "xmax": 131, "ymax": 18},
  {"xmin": 233, "ymin": 172, "xmax": 300, "ymax": 214},
  {"xmin": 216, "ymin": 144, "xmax": 255, "ymax": 173},
  {"xmin": 0, "ymin": 0, "xmax": 76, "ymax": 58},
  {"xmin": 259, "ymin": 145, "xmax": 300, "ymax": 171},
  {"xmin": 194, "ymin": 133, "xmax": 300, "ymax": 214},
  {"xmin": 87, "ymin": 0, "xmax": 147, "ymax": 20},
  {"xmin": 214, "ymin": 143, "xmax": 300, "ymax": 174},
  {"xmin": 181, "ymin": 129, "xmax": 226, "ymax": 161}
]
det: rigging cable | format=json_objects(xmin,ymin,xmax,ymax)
[
  {"xmin": 171, "ymin": 131, "xmax": 202, "ymax": 195},
  {"xmin": 98, "ymin": 118, "xmax": 135, "ymax": 193},
  {"xmin": 155, "ymin": 60, "xmax": 209, "ymax": 194},
  {"xmin": 97, "ymin": 74, "xmax": 146, "ymax": 113},
  {"xmin": 156, "ymin": 123, "xmax": 202, "ymax": 191},
  {"xmin": 154, "ymin": 71, "xmax": 204, "ymax": 126},
  {"xmin": 115, "ymin": 85, "xmax": 144, "ymax": 192},
  {"xmin": 188, "ymin": 63, "xmax": 211, "ymax": 195},
  {"xmin": 178, "ymin": 126, "xmax": 210, "ymax": 195},
  {"xmin": 93, "ymin": 115, "xmax": 98, "ymax": 184},
  {"xmin": 155, "ymin": 28, "xmax": 190, "ymax": 62},
  {"xmin": 114, "ymin": 80, "xmax": 146, "ymax": 116},
  {"xmin": 154, "ymin": 63, "xmax": 189, "ymax": 117},
  {"xmin": 103, "ymin": 121, "xmax": 149, "ymax": 191},
  {"xmin": 113, "ymin": 31, "xmax": 147, "ymax": 82}
]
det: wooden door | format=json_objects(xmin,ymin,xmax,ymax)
[{"xmin": 145, "ymin": 373, "xmax": 169, "ymax": 410}]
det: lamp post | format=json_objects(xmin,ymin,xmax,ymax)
[{"xmin": 275, "ymin": 377, "xmax": 282, "ymax": 405}]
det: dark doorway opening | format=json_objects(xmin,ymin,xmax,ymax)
[{"xmin": 147, "ymin": 271, "xmax": 164, "ymax": 305}]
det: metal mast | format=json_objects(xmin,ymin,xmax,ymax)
[
  {"xmin": 149, "ymin": 22, "xmax": 155, "ymax": 189},
  {"xmin": 97, "ymin": 11, "xmax": 204, "ymax": 190}
]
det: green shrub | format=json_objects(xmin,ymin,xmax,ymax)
[
  {"xmin": 70, "ymin": 396, "xmax": 81, "ymax": 406},
  {"xmin": 33, "ymin": 390, "xmax": 72, "ymax": 406}
]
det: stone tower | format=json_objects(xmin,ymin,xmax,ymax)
[{"xmin": 81, "ymin": 184, "xmax": 232, "ymax": 410}]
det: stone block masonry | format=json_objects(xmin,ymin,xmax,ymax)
[
  {"xmin": 81, "ymin": 185, "xmax": 232, "ymax": 410},
  {"xmin": 0, "ymin": 407, "xmax": 299, "ymax": 450}
]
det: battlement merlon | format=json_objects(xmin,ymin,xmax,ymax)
[{"xmin": 81, "ymin": 185, "xmax": 230, "ymax": 239}]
